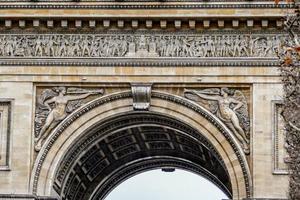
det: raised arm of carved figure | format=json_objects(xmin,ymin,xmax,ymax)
[
  {"xmin": 64, "ymin": 88, "xmax": 104, "ymax": 101},
  {"xmin": 184, "ymin": 89, "xmax": 220, "ymax": 101},
  {"xmin": 65, "ymin": 93, "xmax": 92, "ymax": 101},
  {"xmin": 195, "ymin": 92, "xmax": 220, "ymax": 101}
]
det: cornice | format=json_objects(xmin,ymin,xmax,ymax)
[
  {"xmin": 0, "ymin": 3, "xmax": 294, "ymax": 9},
  {"xmin": 0, "ymin": 58, "xmax": 280, "ymax": 67}
]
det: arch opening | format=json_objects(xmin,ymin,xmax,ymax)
[
  {"xmin": 104, "ymin": 168, "xmax": 229, "ymax": 200},
  {"xmin": 53, "ymin": 112, "xmax": 233, "ymax": 200}
]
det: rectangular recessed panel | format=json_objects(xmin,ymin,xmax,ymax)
[
  {"xmin": 113, "ymin": 144, "xmax": 140, "ymax": 160},
  {"xmin": 272, "ymin": 101, "xmax": 288, "ymax": 174},
  {"xmin": 79, "ymin": 145, "xmax": 99, "ymax": 164},
  {"xmin": 0, "ymin": 101, "xmax": 12, "ymax": 170},
  {"xmin": 145, "ymin": 141, "xmax": 174, "ymax": 150},
  {"xmin": 141, "ymin": 132, "xmax": 170, "ymax": 141},
  {"xmin": 81, "ymin": 151, "xmax": 105, "ymax": 174},
  {"xmin": 108, "ymin": 135, "xmax": 136, "ymax": 152},
  {"xmin": 87, "ymin": 159, "xmax": 110, "ymax": 181}
]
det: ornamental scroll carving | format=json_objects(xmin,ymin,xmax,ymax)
[
  {"xmin": 0, "ymin": 34, "xmax": 282, "ymax": 58},
  {"xmin": 34, "ymin": 87, "xmax": 104, "ymax": 151},
  {"xmin": 184, "ymin": 88, "xmax": 250, "ymax": 154}
]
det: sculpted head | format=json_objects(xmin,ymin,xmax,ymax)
[
  {"xmin": 220, "ymin": 87, "xmax": 230, "ymax": 97},
  {"xmin": 56, "ymin": 87, "xmax": 67, "ymax": 95}
]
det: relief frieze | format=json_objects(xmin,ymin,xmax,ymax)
[{"xmin": 0, "ymin": 33, "xmax": 283, "ymax": 59}]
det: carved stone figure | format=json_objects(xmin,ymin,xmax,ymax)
[
  {"xmin": 0, "ymin": 34, "xmax": 282, "ymax": 58},
  {"xmin": 34, "ymin": 87, "xmax": 104, "ymax": 151},
  {"xmin": 184, "ymin": 88, "xmax": 250, "ymax": 154}
]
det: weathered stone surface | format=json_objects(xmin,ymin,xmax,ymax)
[{"xmin": 0, "ymin": 1, "xmax": 291, "ymax": 200}]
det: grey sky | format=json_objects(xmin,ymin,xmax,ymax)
[{"xmin": 105, "ymin": 169, "xmax": 228, "ymax": 200}]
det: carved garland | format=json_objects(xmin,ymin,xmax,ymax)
[{"xmin": 32, "ymin": 91, "xmax": 251, "ymax": 197}]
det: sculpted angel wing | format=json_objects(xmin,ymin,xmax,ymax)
[
  {"xmin": 37, "ymin": 89, "xmax": 57, "ymax": 109},
  {"xmin": 232, "ymin": 90, "xmax": 250, "ymax": 138},
  {"xmin": 184, "ymin": 88, "xmax": 220, "ymax": 114},
  {"xmin": 34, "ymin": 88, "xmax": 58, "ymax": 137}
]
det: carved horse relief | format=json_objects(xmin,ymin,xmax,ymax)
[
  {"xmin": 184, "ymin": 88, "xmax": 250, "ymax": 154},
  {"xmin": 34, "ymin": 87, "xmax": 104, "ymax": 151}
]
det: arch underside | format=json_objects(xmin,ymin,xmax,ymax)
[{"xmin": 54, "ymin": 112, "xmax": 232, "ymax": 200}]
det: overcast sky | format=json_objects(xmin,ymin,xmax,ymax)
[{"xmin": 105, "ymin": 169, "xmax": 228, "ymax": 200}]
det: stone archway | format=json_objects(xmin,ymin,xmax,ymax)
[{"xmin": 30, "ymin": 91, "xmax": 251, "ymax": 200}]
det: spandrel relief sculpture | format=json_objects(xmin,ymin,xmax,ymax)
[
  {"xmin": 184, "ymin": 88, "xmax": 250, "ymax": 154},
  {"xmin": 34, "ymin": 87, "xmax": 104, "ymax": 151}
]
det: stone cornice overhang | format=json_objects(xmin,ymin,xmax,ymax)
[
  {"xmin": 0, "ymin": 2, "xmax": 292, "ymax": 19},
  {"xmin": 0, "ymin": 58, "xmax": 280, "ymax": 67}
]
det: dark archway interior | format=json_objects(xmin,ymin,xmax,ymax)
[{"xmin": 53, "ymin": 112, "xmax": 232, "ymax": 200}]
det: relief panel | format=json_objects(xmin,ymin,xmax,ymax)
[
  {"xmin": 184, "ymin": 87, "xmax": 251, "ymax": 154},
  {"xmin": 34, "ymin": 86, "xmax": 104, "ymax": 151},
  {"xmin": 272, "ymin": 100, "xmax": 288, "ymax": 174},
  {"xmin": 0, "ymin": 100, "xmax": 12, "ymax": 170}
]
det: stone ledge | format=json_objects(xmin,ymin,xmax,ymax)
[{"xmin": 0, "ymin": 194, "xmax": 57, "ymax": 200}]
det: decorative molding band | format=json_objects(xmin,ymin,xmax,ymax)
[
  {"xmin": 0, "ymin": 0, "xmax": 281, "ymax": 2},
  {"xmin": 0, "ymin": 32, "xmax": 285, "ymax": 67},
  {"xmin": 0, "ymin": 3, "xmax": 293, "ymax": 9},
  {"xmin": 0, "ymin": 58, "xmax": 280, "ymax": 67},
  {"xmin": 0, "ymin": 194, "xmax": 57, "ymax": 200}
]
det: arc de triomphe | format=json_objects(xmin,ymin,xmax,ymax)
[{"xmin": 0, "ymin": 1, "xmax": 291, "ymax": 199}]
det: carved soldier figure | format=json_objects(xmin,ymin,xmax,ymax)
[
  {"xmin": 57, "ymin": 36, "xmax": 69, "ymax": 57},
  {"xmin": 239, "ymin": 36, "xmax": 249, "ymax": 57},
  {"xmin": 179, "ymin": 36, "xmax": 195, "ymax": 57},
  {"xmin": 34, "ymin": 36, "xmax": 43, "ymax": 57},
  {"xmin": 219, "ymin": 35, "xmax": 228, "ymax": 57},
  {"xmin": 157, "ymin": 36, "xmax": 167, "ymax": 57},
  {"xmin": 81, "ymin": 36, "xmax": 91, "ymax": 56},
  {"xmin": 264, "ymin": 36, "xmax": 278, "ymax": 57},
  {"xmin": 0, "ymin": 37, "xmax": 5, "ymax": 56},
  {"xmin": 119, "ymin": 35, "xmax": 128, "ymax": 56},
  {"xmin": 43, "ymin": 35, "xmax": 56, "ymax": 56},
  {"xmin": 5, "ymin": 36, "xmax": 16, "ymax": 56}
]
